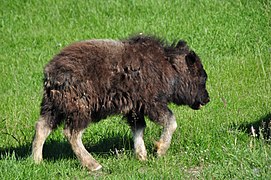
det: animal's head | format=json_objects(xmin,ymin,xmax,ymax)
[{"xmin": 168, "ymin": 40, "xmax": 210, "ymax": 110}]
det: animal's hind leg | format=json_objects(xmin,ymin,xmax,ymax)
[
  {"xmin": 32, "ymin": 116, "xmax": 53, "ymax": 163},
  {"xmin": 64, "ymin": 126, "xmax": 102, "ymax": 171}
]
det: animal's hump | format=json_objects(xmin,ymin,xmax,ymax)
[{"xmin": 125, "ymin": 34, "xmax": 166, "ymax": 48}]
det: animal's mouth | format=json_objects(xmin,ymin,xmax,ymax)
[
  {"xmin": 191, "ymin": 98, "xmax": 210, "ymax": 110},
  {"xmin": 191, "ymin": 103, "xmax": 203, "ymax": 110}
]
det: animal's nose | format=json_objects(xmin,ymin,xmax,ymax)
[{"xmin": 202, "ymin": 97, "xmax": 210, "ymax": 105}]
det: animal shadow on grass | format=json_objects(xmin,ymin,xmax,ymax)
[
  {"xmin": 0, "ymin": 140, "xmax": 73, "ymax": 161},
  {"xmin": 237, "ymin": 113, "xmax": 271, "ymax": 141},
  {"xmin": 0, "ymin": 134, "xmax": 133, "ymax": 161},
  {"xmin": 0, "ymin": 143, "xmax": 31, "ymax": 160}
]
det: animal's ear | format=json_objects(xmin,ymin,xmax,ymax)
[
  {"xmin": 176, "ymin": 40, "xmax": 188, "ymax": 49},
  {"xmin": 185, "ymin": 51, "xmax": 197, "ymax": 66}
]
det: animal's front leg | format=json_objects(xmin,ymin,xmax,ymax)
[
  {"xmin": 155, "ymin": 111, "xmax": 177, "ymax": 156},
  {"xmin": 126, "ymin": 111, "xmax": 147, "ymax": 161},
  {"xmin": 133, "ymin": 126, "xmax": 147, "ymax": 160}
]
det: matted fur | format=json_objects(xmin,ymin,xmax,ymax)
[{"xmin": 33, "ymin": 34, "xmax": 209, "ymax": 171}]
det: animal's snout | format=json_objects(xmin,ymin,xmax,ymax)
[{"xmin": 203, "ymin": 97, "xmax": 210, "ymax": 105}]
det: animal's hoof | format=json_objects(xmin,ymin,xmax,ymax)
[
  {"xmin": 135, "ymin": 146, "xmax": 147, "ymax": 161},
  {"xmin": 86, "ymin": 163, "xmax": 102, "ymax": 171},
  {"xmin": 86, "ymin": 164, "xmax": 102, "ymax": 171},
  {"xmin": 92, "ymin": 164, "xmax": 103, "ymax": 171},
  {"xmin": 154, "ymin": 141, "xmax": 167, "ymax": 156},
  {"xmin": 33, "ymin": 154, "xmax": 43, "ymax": 164},
  {"xmin": 136, "ymin": 153, "xmax": 147, "ymax": 161}
]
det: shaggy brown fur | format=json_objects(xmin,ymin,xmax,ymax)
[{"xmin": 32, "ymin": 34, "xmax": 209, "ymax": 171}]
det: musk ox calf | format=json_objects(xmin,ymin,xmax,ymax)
[{"xmin": 32, "ymin": 34, "xmax": 209, "ymax": 171}]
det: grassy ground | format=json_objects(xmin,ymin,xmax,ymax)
[{"xmin": 1, "ymin": 0, "xmax": 271, "ymax": 179}]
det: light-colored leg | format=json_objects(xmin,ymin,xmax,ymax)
[
  {"xmin": 64, "ymin": 128, "xmax": 102, "ymax": 171},
  {"xmin": 32, "ymin": 116, "xmax": 52, "ymax": 163},
  {"xmin": 133, "ymin": 127, "xmax": 147, "ymax": 161},
  {"xmin": 155, "ymin": 115, "xmax": 177, "ymax": 156}
]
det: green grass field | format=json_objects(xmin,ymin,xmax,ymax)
[{"xmin": 1, "ymin": 0, "xmax": 271, "ymax": 179}]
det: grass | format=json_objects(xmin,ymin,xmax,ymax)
[{"xmin": 0, "ymin": 0, "xmax": 271, "ymax": 179}]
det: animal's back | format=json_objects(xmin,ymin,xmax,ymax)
[{"xmin": 45, "ymin": 39, "xmax": 125, "ymax": 88}]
